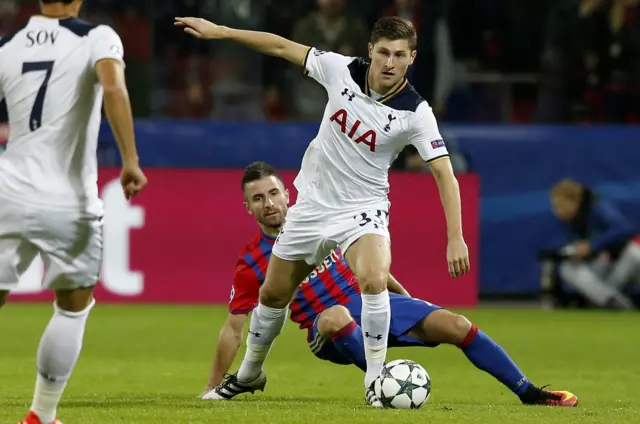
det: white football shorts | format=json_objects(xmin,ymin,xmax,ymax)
[
  {"xmin": 272, "ymin": 197, "xmax": 390, "ymax": 265},
  {"xmin": 0, "ymin": 197, "xmax": 103, "ymax": 291}
]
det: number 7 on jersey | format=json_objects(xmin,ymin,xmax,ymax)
[{"xmin": 22, "ymin": 60, "xmax": 55, "ymax": 132}]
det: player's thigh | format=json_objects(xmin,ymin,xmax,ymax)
[
  {"xmin": 343, "ymin": 234, "xmax": 391, "ymax": 294},
  {"xmin": 260, "ymin": 254, "xmax": 315, "ymax": 308},
  {"xmin": 33, "ymin": 211, "xmax": 104, "ymax": 292},
  {"xmin": 407, "ymin": 309, "xmax": 472, "ymax": 345},
  {"xmin": 375, "ymin": 294, "xmax": 443, "ymax": 346},
  {"xmin": 271, "ymin": 204, "xmax": 325, "ymax": 266},
  {"xmin": 337, "ymin": 208, "xmax": 391, "ymax": 293},
  {"xmin": 0, "ymin": 204, "xmax": 39, "ymax": 292}
]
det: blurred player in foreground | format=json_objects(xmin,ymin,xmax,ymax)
[
  {"xmin": 201, "ymin": 162, "xmax": 577, "ymax": 408},
  {"xmin": 0, "ymin": 1, "xmax": 147, "ymax": 423},
  {"xmin": 176, "ymin": 15, "xmax": 470, "ymax": 403}
]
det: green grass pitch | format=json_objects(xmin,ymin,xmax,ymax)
[{"xmin": 1, "ymin": 304, "xmax": 639, "ymax": 423}]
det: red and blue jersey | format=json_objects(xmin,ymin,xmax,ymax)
[
  {"xmin": 229, "ymin": 230, "xmax": 276, "ymax": 315},
  {"xmin": 228, "ymin": 230, "xmax": 360, "ymax": 329},
  {"xmin": 289, "ymin": 249, "xmax": 360, "ymax": 329}
]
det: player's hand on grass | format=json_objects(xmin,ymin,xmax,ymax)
[
  {"xmin": 174, "ymin": 17, "xmax": 228, "ymax": 39},
  {"xmin": 447, "ymin": 237, "xmax": 470, "ymax": 279},
  {"xmin": 120, "ymin": 163, "xmax": 147, "ymax": 200}
]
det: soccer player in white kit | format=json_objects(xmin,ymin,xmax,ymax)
[
  {"xmin": 0, "ymin": 1, "xmax": 147, "ymax": 423},
  {"xmin": 176, "ymin": 16, "xmax": 470, "ymax": 404}
]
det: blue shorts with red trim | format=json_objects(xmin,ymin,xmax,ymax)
[{"xmin": 307, "ymin": 293, "xmax": 442, "ymax": 365}]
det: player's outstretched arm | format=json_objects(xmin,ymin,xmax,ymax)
[
  {"xmin": 96, "ymin": 59, "xmax": 147, "ymax": 199},
  {"xmin": 203, "ymin": 312, "xmax": 248, "ymax": 394},
  {"xmin": 429, "ymin": 157, "xmax": 470, "ymax": 279},
  {"xmin": 175, "ymin": 17, "xmax": 310, "ymax": 67}
]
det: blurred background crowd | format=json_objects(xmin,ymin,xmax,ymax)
[
  {"xmin": 2, "ymin": 0, "xmax": 640, "ymax": 124},
  {"xmin": 1, "ymin": 0, "xmax": 640, "ymax": 309}
]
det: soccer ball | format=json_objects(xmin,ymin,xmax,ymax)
[{"xmin": 373, "ymin": 359, "xmax": 431, "ymax": 409}]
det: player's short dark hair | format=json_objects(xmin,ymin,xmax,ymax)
[
  {"xmin": 41, "ymin": 0, "xmax": 75, "ymax": 4},
  {"xmin": 241, "ymin": 161, "xmax": 283, "ymax": 191},
  {"xmin": 370, "ymin": 16, "xmax": 417, "ymax": 50}
]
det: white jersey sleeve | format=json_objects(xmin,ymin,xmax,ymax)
[
  {"xmin": 408, "ymin": 101, "xmax": 449, "ymax": 163},
  {"xmin": 88, "ymin": 25, "xmax": 125, "ymax": 68},
  {"xmin": 303, "ymin": 47, "xmax": 353, "ymax": 86}
]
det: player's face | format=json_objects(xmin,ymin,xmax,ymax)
[
  {"xmin": 551, "ymin": 195, "xmax": 579, "ymax": 221},
  {"xmin": 368, "ymin": 38, "xmax": 416, "ymax": 91},
  {"xmin": 317, "ymin": 0, "xmax": 345, "ymax": 14},
  {"xmin": 243, "ymin": 176, "xmax": 289, "ymax": 229}
]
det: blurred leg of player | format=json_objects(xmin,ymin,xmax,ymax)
[
  {"xmin": 27, "ymin": 289, "xmax": 95, "ymax": 424},
  {"xmin": 343, "ymin": 234, "xmax": 391, "ymax": 389},
  {"xmin": 0, "ymin": 203, "xmax": 103, "ymax": 424}
]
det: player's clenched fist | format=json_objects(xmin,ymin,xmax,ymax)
[
  {"xmin": 174, "ymin": 17, "xmax": 228, "ymax": 39},
  {"xmin": 446, "ymin": 237, "xmax": 470, "ymax": 279},
  {"xmin": 120, "ymin": 163, "xmax": 148, "ymax": 200}
]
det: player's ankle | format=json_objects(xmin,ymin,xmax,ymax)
[
  {"xmin": 517, "ymin": 383, "xmax": 541, "ymax": 402},
  {"xmin": 29, "ymin": 410, "xmax": 54, "ymax": 424},
  {"xmin": 364, "ymin": 362, "xmax": 385, "ymax": 388},
  {"xmin": 237, "ymin": 362, "xmax": 262, "ymax": 382}
]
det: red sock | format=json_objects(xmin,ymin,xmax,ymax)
[{"xmin": 456, "ymin": 324, "xmax": 479, "ymax": 349}]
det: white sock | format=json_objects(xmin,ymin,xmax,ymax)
[
  {"xmin": 31, "ymin": 300, "xmax": 95, "ymax": 423},
  {"xmin": 237, "ymin": 303, "xmax": 287, "ymax": 382},
  {"xmin": 361, "ymin": 290, "xmax": 391, "ymax": 388}
]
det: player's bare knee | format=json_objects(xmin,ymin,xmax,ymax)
[
  {"xmin": 344, "ymin": 236, "xmax": 391, "ymax": 294},
  {"xmin": 357, "ymin": 270, "xmax": 388, "ymax": 294},
  {"xmin": 0, "ymin": 290, "xmax": 9, "ymax": 309},
  {"xmin": 449, "ymin": 314, "xmax": 473, "ymax": 344},
  {"xmin": 415, "ymin": 309, "xmax": 472, "ymax": 344},
  {"xmin": 317, "ymin": 306, "xmax": 353, "ymax": 338},
  {"xmin": 258, "ymin": 284, "xmax": 290, "ymax": 309},
  {"xmin": 424, "ymin": 311, "xmax": 472, "ymax": 345},
  {"xmin": 55, "ymin": 287, "xmax": 94, "ymax": 313}
]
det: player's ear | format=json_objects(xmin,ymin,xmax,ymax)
[
  {"xmin": 409, "ymin": 50, "xmax": 417, "ymax": 66},
  {"xmin": 73, "ymin": 0, "xmax": 85, "ymax": 14},
  {"xmin": 284, "ymin": 189, "xmax": 290, "ymax": 204},
  {"xmin": 368, "ymin": 43, "xmax": 373, "ymax": 59},
  {"xmin": 243, "ymin": 201, "xmax": 253, "ymax": 215}
]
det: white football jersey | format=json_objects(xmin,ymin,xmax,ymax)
[
  {"xmin": 295, "ymin": 47, "xmax": 448, "ymax": 210},
  {"xmin": 0, "ymin": 16, "xmax": 124, "ymax": 214}
]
